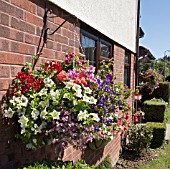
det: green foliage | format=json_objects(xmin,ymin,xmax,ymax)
[
  {"xmin": 144, "ymin": 98, "xmax": 167, "ymax": 122},
  {"xmin": 19, "ymin": 160, "xmax": 95, "ymax": 169},
  {"xmin": 146, "ymin": 122, "xmax": 166, "ymax": 149},
  {"xmin": 19, "ymin": 160, "xmax": 73, "ymax": 169},
  {"xmin": 153, "ymin": 82, "xmax": 170, "ymax": 105},
  {"xmin": 96, "ymin": 155, "xmax": 112, "ymax": 169},
  {"xmin": 139, "ymin": 59, "xmax": 170, "ymax": 79},
  {"xmin": 122, "ymin": 124, "xmax": 153, "ymax": 153},
  {"xmin": 73, "ymin": 160, "xmax": 95, "ymax": 169},
  {"xmin": 88, "ymin": 139, "xmax": 109, "ymax": 150}
]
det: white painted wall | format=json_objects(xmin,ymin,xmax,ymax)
[{"xmin": 48, "ymin": 0, "xmax": 138, "ymax": 53}]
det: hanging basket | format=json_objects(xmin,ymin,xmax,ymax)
[{"xmin": 88, "ymin": 139, "xmax": 109, "ymax": 150}]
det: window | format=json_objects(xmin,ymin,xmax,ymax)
[
  {"xmin": 81, "ymin": 32, "xmax": 97, "ymax": 66},
  {"xmin": 124, "ymin": 51, "xmax": 131, "ymax": 87},
  {"xmin": 100, "ymin": 41, "xmax": 110, "ymax": 58},
  {"xmin": 80, "ymin": 25, "xmax": 112, "ymax": 69}
]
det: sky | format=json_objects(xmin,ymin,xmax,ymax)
[{"xmin": 140, "ymin": 0, "xmax": 170, "ymax": 59}]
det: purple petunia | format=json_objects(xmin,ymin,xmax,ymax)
[{"xmin": 106, "ymin": 74, "xmax": 113, "ymax": 83}]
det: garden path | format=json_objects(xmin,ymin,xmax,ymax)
[{"xmin": 165, "ymin": 124, "xmax": 170, "ymax": 140}]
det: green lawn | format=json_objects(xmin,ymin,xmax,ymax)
[
  {"xmin": 165, "ymin": 105, "xmax": 170, "ymax": 123},
  {"xmin": 138, "ymin": 142, "xmax": 170, "ymax": 169}
]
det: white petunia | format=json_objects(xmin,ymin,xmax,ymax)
[
  {"xmin": 19, "ymin": 95, "xmax": 28, "ymax": 107},
  {"xmin": 26, "ymin": 143, "xmax": 36, "ymax": 149},
  {"xmin": 18, "ymin": 115, "xmax": 29, "ymax": 128},
  {"xmin": 31, "ymin": 109, "xmax": 39, "ymax": 120},
  {"xmin": 17, "ymin": 108, "xmax": 26, "ymax": 116},
  {"xmin": 43, "ymin": 77, "xmax": 54, "ymax": 88},
  {"xmin": 83, "ymin": 95, "xmax": 90, "ymax": 102},
  {"xmin": 73, "ymin": 100, "xmax": 78, "ymax": 106},
  {"xmin": 38, "ymin": 88, "xmax": 48, "ymax": 96},
  {"xmin": 33, "ymin": 138, "xmax": 37, "ymax": 145},
  {"xmin": 9, "ymin": 96, "xmax": 18, "ymax": 106},
  {"xmin": 89, "ymin": 96, "xmax": 97, "ymax": 104},
  {"xmin": 50, "ymin": 110, "xmax": 60, "ymax": 120},
  {"xmin": 63, "ymin": 93, "xmax": 70, "ymax": 98},
  {"xmin": 40, "ymin": 107, "xmax": 48, "ymax": 119},
  {"xmin": 83, "ymin": 86, "xmax": 92, "ymax": 94},
  {"xmin": 50, "ymin": 89, "xmax": 60, "ymax": 101},
  {"xmin": 65, "ymin": 81, "xmax": 74, "ymax": 89},
  {"xmin": 74, "ymin": 89, "xmax": 82, "ymax": 98},
  {"xmin": 89, "ymin": 113, "xmax": 100, "ymax": 122},
  {"xmin": 77, "ymin": 110, "xmax": 89, "ymax": 121},
  {"xmin": 21, "ymin": 129, "xmax": 26, "ymax": 134},
  {"xmin": 72, "ymin": 83, "xmax": 81, "ymax": 91},
  {"xmin": 4, "ymin": 107, "xmax": 15, "ymax": 118},
  {"xmin": 31, "ymin": 123, "xmax": 41, "ymax": 134},
  {"xmin": 39, "ymin": 99, "xmax": 49, "ymax": 108}
]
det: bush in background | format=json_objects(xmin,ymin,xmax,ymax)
[
  {"xmin": 122, "ymin": 124, "xmax": 153, "ymax": 153},
  {"xmin": 153, "ymin": 82, "xmax": 170, "ymax": 105},
  {"xmin": 146, "ymin": 122, "xmax": 166, "ymax": 149},
  {"xmin": 144, "ymin": 98, "xmax": 167, "ymax": 122}
]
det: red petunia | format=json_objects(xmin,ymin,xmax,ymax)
[{"xmin": 57, "ymin": 70, "xmax": 67, "ymax": 81}]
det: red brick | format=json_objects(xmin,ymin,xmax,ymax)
[
  {"xmin": 0, "ymin": 12, "xmax": 9, "ymax": 26},
  {"xmin": 37, "ymin": 6, "xmax": 44, "ymax": 17},
  {"xmin": 11, "ymin": 0, "xmax": 36, "ymax": 14},
  {"xmin": 62, "ymin": 28, "xmax": 74, "ymax": 40},
  {"xmin": 0, "ymin": 51, "xmax": 24, "ymax": 65},
  {"xmin": 53, "ymin": 42, "xmax": 61, "ymax": 51},
  {"xmin": 0, "ymin": 65, "xmax": 10, "ymax": 77},
  {"xmin": 0, "ymin": 91, "xmax": 6, "ymax": 101},
  {"xmin": 0, "ymin": 25, "xmax": 10, "ymax": 38},
  {"xmin": 11, "ymin": 65, "xmax": 22, "ymax": 77},
  {"xmin": 0, "ymin": 38, "xmax": 10, "ymax": 51},
  {"xmin": 46, "ymin": 40, "xmax": 53, "ymax": 49},
  {"xmin": 24, "ymin": 55, "xmax": 33, "ymax": 64},
  {"xmin": 11, "ymin": 17, "xmax": 35, "ymax": 34},
  {"xmin": 25, "ymin": 34, "xmax": 39, "ymax": 45},
  {"xmin": 0, "ymin": 78, "xmax": 10, "ymax": 90},
  {"xmin": 0, "ymin": 1, "xmax": 23, "ymax": 19},
  {"xmin": 10, "ymin": 29, "xmax": 24, "ymax": 42},
  {"xmin": 10, "ymin": 42, "xmax": 35, "ymax": 55},
  {"xmin": 55, "ymin": 34, "xmax": 68, "ymax": 45},
  {"xmin": 41, "ymin": 48, "xmax": 55, "ymax": 59},
  {"xmin": 55, "ymin": 51, "xmax": 65, "ymax": 60},
  {"xmin": 24, "ymin": 12, "xmax": 43, "ymax": 27}
]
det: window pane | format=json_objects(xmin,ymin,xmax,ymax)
[
  {"xmin": 82, "ymin": 35, "xmax": 96, "ymax": 66},
  {"xmin": 125, "ymin": 52, "xmax": 130, "ymax": 64},
  {"xmin": 100, "ymin": 42, "xmax": 110, "ymax": 58},
  {"xmin": 124, "ymin": 67, "xmax": 129, "ymax": 87}
]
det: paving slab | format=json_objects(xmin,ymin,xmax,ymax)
[{"xmin": 165, "ymin": 124, "xmax": 170, "ymax": 140}]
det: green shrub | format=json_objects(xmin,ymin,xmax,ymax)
[
  {"xmin": 144, "ymin": 98, "xmax": 167, "ymax": 122},
  {"xmin": 122, "ymin": 124, "xmax": 153, "ymax": 153},
  {"xmin": 153, "ymin": 82, "xmax": 170, "ymax": 105},
  {"xmin": 96, "ymin": 155, "xmax": 112, "ymax": 169},
  {"xmin": 19, "ymin": 160, "xmax": 73, "ymax": 169},
  {"xmin": 74, "ymin": 160, "xmax": 95, "ymax": 169},
  {"xmin": 19, "ymin": 160, "xmax": 95, "ymax": 169},
  {"xmin": 146, "ymin": 122, "xmax": 166, "ymax": 149}
]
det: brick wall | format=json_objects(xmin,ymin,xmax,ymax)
[{"xmin": 0, "ymin": 0, "xmax": 135, "ymax": 168}]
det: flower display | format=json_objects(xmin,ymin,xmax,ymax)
[
  {"xmin": 139, "ymin": 67, "xmax": 162, "ymax": 93},
  {"xmin": 2, "ymin": 53, "xmax": 131, "ymax": 150}
]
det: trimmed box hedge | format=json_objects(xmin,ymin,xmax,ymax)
[
  {"xmin": 144, "ymin": 99, "xmax": 167, "ymax": 122},
  {"xmin": 146, "ymin": 122, "xmax": 166, "ymax": 148}
]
